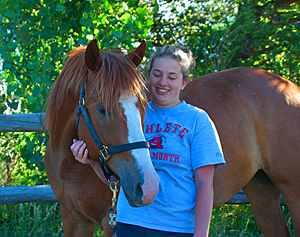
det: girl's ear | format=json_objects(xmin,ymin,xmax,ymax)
[{"xmin": 181, "ymin": 80, "xmax": 188, "ymax": 90}]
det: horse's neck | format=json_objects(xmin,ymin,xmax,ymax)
[{"xmin": 49, "ymin": 94, "xmax": 78, "ymax": 148}]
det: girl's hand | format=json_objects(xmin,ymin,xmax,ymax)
[
  {"xmin": 70, "ymin": 139, "xmax": 110, "ymax": 185},
  {"xmin": 70, "ymin": 139, "xmax": 96, "ymax": 165}
]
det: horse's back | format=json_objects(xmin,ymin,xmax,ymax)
[{"xmin": 181, "ymin": 67, "xmax": 300, "ymax": 205}]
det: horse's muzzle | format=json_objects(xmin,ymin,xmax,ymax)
[{"xmin": 120, "ymin": 159, "xmax": 159, "ymax": 207}]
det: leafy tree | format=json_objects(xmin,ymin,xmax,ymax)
[
  {"xmin": 0, "ymin": 0, "xmax": 154, "ymax": 113},
  {"xmin": 0, "ymin": 0, "xmax": 155, "ymax": 186},
  {"xmin": 150, "ymin": 0, "xmax": 300, "ymax": 81}
]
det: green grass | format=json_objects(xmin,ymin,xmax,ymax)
[
  {"xmin": 0, "ymin": 202, "xmax": 62, "ymax": 237},
  {"xmin": 0, "ymin": 203, "xmax": 294, "ymax": 236},
  {"xmin": 210, "ymin": 204, "xmax": 294, "ymax": 236}
]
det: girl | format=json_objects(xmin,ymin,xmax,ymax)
[{"xmin": 71, "ymin": 45, "xmax": 225, "ymax": 237}]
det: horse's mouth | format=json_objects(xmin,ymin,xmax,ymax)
[{"xmin": 122, "ymin": 184, "xmax": 144, "ymax": 207}]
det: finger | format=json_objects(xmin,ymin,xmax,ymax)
[
  {"xmin": 77, "ymin": 145, "xmax": 88, "ymax": 162},
  {"xmin": 71, "ymin": 143, "xmax": 80, "ymax": 157},
  {"xmin": 72, "ymin": 141, "xmax": 84, "ymax": 158},
  {"xmin": 78, "ymin": 143, "xmax": 87, "ymax": 158},
  {"xmin": 70, "ymin": 140, "xmax": 79, "ymax": 151},
  {"xmin": 70, "ymin": 141, "xmax": 76, "ymax": 150},
  {"xmin": 81, "ymin": 149, "xmax": 90, "ymax": 164},
  {"xmin": 71, "ymin": 139, "xmax": 78, "ymax": 149},
  {"xmin": 83, "ymin": 148, "xmax": 89, "ymax": 160}
]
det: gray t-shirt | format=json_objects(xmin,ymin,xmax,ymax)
[{"xmin": 117, "ymin": 101, "xmax": 225, "ymax": 233}]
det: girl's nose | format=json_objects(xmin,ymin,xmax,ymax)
[{"xmin": 158, "ymin": 75, "xmax": 167, "ymax": 86}]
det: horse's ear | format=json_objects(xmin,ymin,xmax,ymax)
[
  {"xmin": 85, "ymin": 39, "xmax": 101, "ymax": 71},
  {"xmin": 127, "ymin": 40, "xmax": 146, "ymax": 67}
]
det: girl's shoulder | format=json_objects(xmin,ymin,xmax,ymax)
[{"xmin": 180, "ymin": 101, "xmax": 209, "ymax": 117}]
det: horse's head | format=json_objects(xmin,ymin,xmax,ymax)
[{"xmin": 77, "ymin": 39, "xmax": 159, "ymax": 207}]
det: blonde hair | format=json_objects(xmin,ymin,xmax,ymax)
[{"xmin": 146, "ymin": 45, "xmax": 195, "ymax": 81}]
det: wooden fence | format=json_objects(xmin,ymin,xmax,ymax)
[{"xmin": 0, "ymin": 113, "xmax": 286, "ymax": 205}]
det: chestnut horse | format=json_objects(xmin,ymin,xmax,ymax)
[
  {"xmin": 44, "ymin": 39, "xmax": 159, "ymax": 237},
  {"xmin": 181, "ymin": 67, "xmax": 300, "ymax": 237}
]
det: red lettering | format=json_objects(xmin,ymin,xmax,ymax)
[
  {"xmin": 149, "ymin": 137, "xmax": 163, "ymax": 149},
  {"xmin": 164, "ymin": 123, "xmax": 172, "ymax": 132},
  {"xmin": 172, "ymin": 124, "xmax": 181, "ymax": 133},
  {"xmin": 152, "ymin": 152, "xmax": 158, "ymax": 159},
  {"xmin": 146, "ymin": 125, "xmax": 154, "ymax": 133},
  {"xmin": 179, "ymin": 128, "xmax": 189, "ymax": 138},
  {"xmin": 156, "ymin": 124, "xmax": 162, "ymax": 133},
  {"xmin": 152, "ymin": 152, "xmax": 180, "ymax": 163}
]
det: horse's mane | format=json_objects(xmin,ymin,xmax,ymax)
[{"xmin": 44, "ymin": 45, "xmax": 146, "ymax": 129}]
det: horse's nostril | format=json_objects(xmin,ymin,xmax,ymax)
[{"xmin": 135, "ymin": 182, "xmax": 144, "ymax": 200}]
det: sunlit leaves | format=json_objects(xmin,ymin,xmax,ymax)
[
  {"xmin": 0, "ymin": 0, "xmax": 154, "ymax": 115},
  {"xmin": 0, "ymin": 0, "xmax": 154, "ymax": 185},
  {"xmin": 152, "ymin": 0, "xmax": 300, "ymax": 79}
]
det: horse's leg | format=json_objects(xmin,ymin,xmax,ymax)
[
  {"xmin": 60, "ymin": 204, "xmax": 95, "ymax": 237},
  {"xmin": 277, "ymin": 183, "xmax": 300, "ymax": 236},
  {"xmin": 243, "ymin": 170, "xmax": 291, "ymax": 237}
]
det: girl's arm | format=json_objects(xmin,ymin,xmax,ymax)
[
  {"xmin": 194, "ymin": 165, "xmax": 215, "ymax": 237},
  {"xmin": 70, "ymin": 139, "xmax": 109, "ymax": 185}
]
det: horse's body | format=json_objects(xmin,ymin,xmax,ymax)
[
  {"xmin": 44, "ymin": 40, "xmax": 159, "ymax": 237},
  {"xmin": 181, "ymin": 67, "xmax": 300, "ymax": 237}
]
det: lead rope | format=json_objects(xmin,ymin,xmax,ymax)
[{"xmin": 109, "ymin": 181, "xmax": 118, "ymax": 236}]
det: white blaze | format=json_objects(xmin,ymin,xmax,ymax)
[
  {"xmin": 119, "ymin": 93, "xmax": 159, "ymax": 205},
  {"xmin": 119, "ymin": 94, "xmax": 145, "ymax": 143}
]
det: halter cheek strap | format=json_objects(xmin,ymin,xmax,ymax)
[{"xmin": 76, "ymin": 83, "xmax": 150, "ymax": 182}]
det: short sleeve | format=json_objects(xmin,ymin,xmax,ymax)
[{"xmin": 191, "ymin": 112, "xmax": 225, "ymax": 170}]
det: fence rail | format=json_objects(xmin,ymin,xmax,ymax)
[
  {"xmin": 0, "ymin": 113, "xmax": 286, "ymax": 205},
  {"xmin": 0, "ymin": 113, "xmax": 45, "ymax": 132},
  {"xmin": 0, "ymin": 185, "xmax": 286, "ymax": 205},
  {"xmin": 0, "ymin": 185, "xmax": 57, "ymax": 204}
]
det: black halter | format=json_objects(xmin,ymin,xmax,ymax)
[{"xmin": 76, "ymin": 83, "xmax": 149, "ymax": 182}]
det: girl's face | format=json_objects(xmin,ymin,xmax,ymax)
[{"xmin": 148, "ymin": 57, "xmax": 188, "ymax": 108}]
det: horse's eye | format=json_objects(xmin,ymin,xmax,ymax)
[{"xmin": 97, "ymin": 105, "xmax": 106, "ymax": 116}]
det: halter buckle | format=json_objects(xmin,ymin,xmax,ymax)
[
  {"xmin": 100, "ymin": 145, "xmax": 111, "ymax": 161},
  {"xmin": 79, "ymin": 97, "xmax": 85, "ymax": 105}
]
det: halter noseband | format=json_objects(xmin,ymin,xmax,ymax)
[{"xmin": 76, "ymin": 83, "xmax": 150, "ymax": 182}]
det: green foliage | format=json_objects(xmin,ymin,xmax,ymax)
[
  {"xmin": 0, "ymin": 0, "xmax": 154, "ymax": 113},
  {"xmin": 225, "ymin": 0, "xmax": 300, "ymax": 80},
  {"xmin": 0, "ymin": 132, "xmax": 47, "ymax": 186},
  {"xmin": 0, "ymin": 201, "xmax": 104, "ymax": 236},
  {"xmin": 211, "ymin": 204, "xmax": 262, "ymax": 236},
  {"xmin": 1, "ymin": 0, "xmax": 299, "ymax": 113},
  {"xmin": 0, "ymin": 202, "xmax": 63, "ymax": 236},
  {"xmin": 0, "ymin": 0, "xmax": 154, "ymax": 187},
  {"xmin": 210, "ymin": 204, "xmax": 295, "ymax": 236},
  {"xmin": 151, "ymin": 1, "xmax": 300, "ymax": 80}
]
